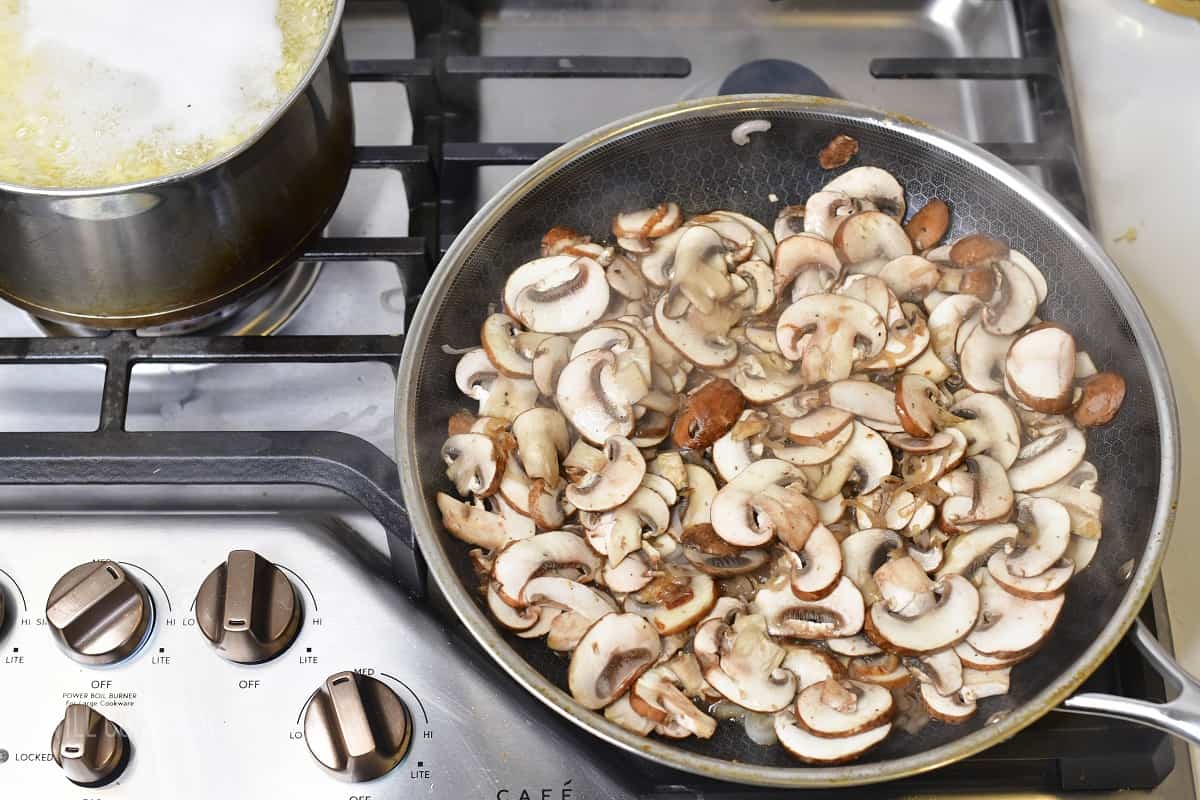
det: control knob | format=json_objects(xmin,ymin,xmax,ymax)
[
  {"xmin": 46, "ymin": 561, "xmax": 152, "ymax": 665},
  {"xmin": 195, "ymin": 549, "xmax": 302, "ymax": 663},
  {"xmin": 304, "ymin": 671, "xmax": 412, "ymax": 782},
  {"xmin": 51, "ymin": 704, "xmax": 130, "ymax": 787}
]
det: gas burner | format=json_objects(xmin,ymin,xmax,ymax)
[{"xmin": 30, "ymin": 261, "xmax": 322, "ymax": 338}]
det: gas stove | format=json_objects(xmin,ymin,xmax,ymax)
[{"xmin": 0, "ymin": 1, "xmax": 1192, "ymax": 798}]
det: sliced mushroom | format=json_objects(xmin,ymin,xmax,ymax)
[
  {"xmin": 848, "ymin": 652, "xmax": 911, "ymax": 688},
  {"xmin": 566, "ymin": 436, "xmax": 646, "ymax": 511},
  {"xmin": 935, "ymin": 522, "xmax": 1018, "ymax": 579},
  {"xmin": 878, "ymin": 255, "xmax": 941, "ymax": 302},
  {"xmin": 905, "ymin": 198, "xmax": 950, "ymax": 250},
  {"xmin": 572, "ymin": 320, "xmax": 653, "ymax": 385},
  {"xmin": 712, "ymin": 410, "xmax": 768, "ymax": 482},
  {"xmin": 693, "ymin": 210, "xmax": 776, "ymax": 263},
  {"xmin": 670, "ymin": 224, "xmax": 735, "ymax": 314},
  {"xmin": 436, "ymin": 492, "xmax": 529, "ymax": 550},
  {"xmin": 828, "ymin": 634, "xmax": 883, "ymax": 657},
  {"xmin": 979, "ymin": 259, "xmax": 1039, "ymax": 336},
  {"xmin": 670, "ymin": 378, "xmax": 746, "ymax": 451},
  {"xmin": 987, "ymin": 552, "xmax": 1073, "ymax": 600},
  {"xmin": 693, "ymin": 613, "xmax": 797, "ymax": 712},
  {"xmin": 773, "ymin": 420, "xmax": 855, "ymax": 467},
  {"xmin": 966, "ymin": 571, "xmax": 1064, "ymax": 657},
  {"xmin": 584, "ymin": 485, "xmax": 671, "ymax": 565},
  {"xmin": 810, "ymin": 422, "xmax": 893, "ymax": 501},
  {"xmin": 796, "ymin": 678, "xmax": 894, "ymax": 737},
  {"xmin": 776, "ymin": 295, "xmax": 886, "ymax": 384},
  {"xmin": 827, "ymin": 379, "xmax": 904, "ymax": 432},
  {"xmin": 710, "ymin": 460, "xmax": 809, "ymax": 547},
  {"xmin": 1006, "ymin": 496, "xmax": 1071, "ymax": 577},
  {"xmin": 804, "ymin": 190, "xmax": 874, "ymax": 241},
  {"xmin": 491, "ymin": 530, "xmax": 602, "ymax": 606},
  {"xmin": 751, "ymin": 576, "xmax": 865, "ymax": 639},
  {"xmin": 938, "ymin": 455, "xmax": 1014, "ymax": 532},
  {"xmin": 624, "ymin": 571, "xmax": 717, "ymax": 635},
  {"xmin": 954, "ymin": 639, "xmax": 1026, "ymax": 670},
  {"xmin": 653, "ymin": 292, "xmax": 739, "ymax": 369},
  {"xmin": 603, "ymin": 550, "xmax": 656, "ymax": 593},
  {"xmin": 906, "ymin": 648, "xmax": 963, "ymax": 698},
  {"xmin": 488, "ymin": 583, "xmax": 538, "ymax": 631},
  {"xmin": 949, "ymin": 233, "xmax": 1009, "ymax": 267},
  {"xmin": 734, "ymin": 259, "xmax": 776, "ymax": 314},
  {"xmin": 1074, "ymin": 371, "xmax": 1126, "ymax": 428},
  {"xmin": 788, "ymin": 407, "xmax": 854, "ymax": 445},
  {"xmin": 919, "ymin": 683, "xmax": 976, "ymax": 723},
  {"xmin": 442, "ymin": 433, "xmax": 503, "ymax": 497},
  {"xmin": 1031, "ymin": 462, "xmax": 1103, "ymax": 541},
  {"xmin": 773, "ymin": 233, "xmax": 843, "ymax": 300},
  {"xmin": 556, "ymin": 349, "xmax": 636, "ymax": 445},
  {"xmin": 612, "ymin": 202, "xmax": 683, "ymax": 241},
  {"xmin": 962, "ymin": 666, "xmax": 1011, "ymax": 700},
  {"xmin": 823, "ymin": 166, "xmax": 906, "ymax": 220},
  {"xmin": 895, "ymin": 374, "xmax": 958, "ymax": 438},
  {"xmin": 858, "ymin": 301, "xmax": 931, "ymax": 372},
  {"xmin": 865, "ymin": 575, "xmax": 980, "ymax": 654},
  {"xmin": 783, "ymin": 645, "xmax": 844, "ymax": 689},
  {"xmin": 479, "ymin": 313, "xmax": 538, "ymax": 378},
  {"xmin": 455, "ymin": 348, "xmax": 499, "ymax": 402},
  {"xmin": 774, "ymin": 204, "xmax": 807, "ymax": 242},
  {"xmin": 504, "ymin": 255, "xmax": 611, "ymax": 333},
  {"xmin": 784, "ymin": 523, "xmax": 844, "ymax": 601},
  {"xmin": 950, "ymin": 392, "xmax": 1021, "ymax": 468},
  {"xmin": 898, "ymin": 426, "xmax": 967, "ymax": 486},
  {"xmin": 833, "ymin": 210, "xmax": 914, "ymax": 267},
  {"xmin": 959, "ymin": 324, "xmax": 1016, "ymax": 395},
  {"xmin": 841, "ymin": 528, "xmax": 903, "ymax": 605},
  {"xmin": 568, "ymin": 613, "xmax": 660, "ymax": 709},
  {"xmin": 530, "ymin": 335, "xmax": 572, "ymax": 397},
  {"xmin": 523, "ymin": 576, "xmax": 618, "ymax": 651},
  {"xmin": 928, "ymin": 294, "xmax": 984, "ymax": 371},
  {"xmin": 1065, "ymin": 534, "xmax": 1100, "ymax": 572},
  {"xmin": 1007, "ymin": 425, "xmax": 1086, "ymax": 491},
  {"xmin": 1006, "ymin": 325, "xmax": 1076, "ymax": 413},
  {"xmin": 775, "ymin": 711, "xmax": 892, "ymax": 764},
  {"xmin": 512, "ymin": 408, "xmax": 570, "ymax": 488},
  {"xmin": 630, "ymin": 666, "xmax": 718, "ymax": 739},
  {"xmin": 905, "ymin": 345, "xmax": 953, "ymax": 384},
  {"xmin": 724, "ymin": 351, "xmax": 807, "ymax": 404},
  {"xmin": 874, "ymin": 556, "xmax": 936, "ymax": 618},
  {"xmin": 605, "ymin": 693, "xmax": 657, "ymax": 735},
  {"xmin": 681, "ymin": 464, "xmax": 719, "ymax": 529}
]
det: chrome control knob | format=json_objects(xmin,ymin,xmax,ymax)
[
  {"xmin": 47, "ymin": 561, "xmax": 152, "ymax": 665},
  {"xmin": 195, "ymin": 550, "xmax": 302, "ymax": 664},
  {"xmin": 51, "ymin": 704, "xmax": 130, "ymax": 787},
  {"xmin": 304, "ymin": 671, "xmax": 412, "ymax": 782}
]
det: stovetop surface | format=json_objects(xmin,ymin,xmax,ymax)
[{"xmin": 0, "ymin": 0, "xmax": 1191, "ymax": 797}]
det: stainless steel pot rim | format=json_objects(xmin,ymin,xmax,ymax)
[
  {"xmin": 0, "ymin": 0, "xmax": 348, "ymax": 198},
  {"xmin": 398, "ymin": 94, "xmax": 1181, "ymax": 787}
]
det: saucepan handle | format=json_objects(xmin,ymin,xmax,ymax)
[{"xmin": 1061, "ymin": 619, "xmax": 1200, "ymax": 746}]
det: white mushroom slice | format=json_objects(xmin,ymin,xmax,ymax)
[
  {"xmin": 966, "ymin": 571, "xmax": 1064, "ymax": 657},
  {"xmin": 713, "ymin": 410, "xmax": 767, "ymax": 482},
  {"xmin": 647, "ymin": 451, "xmax": 688, "ymax": 492},
  {"xmin": 955, "ymin": 639, "xmax": 1025, "ymax": 670},
  {"xmin": 865, "ymin": 575, "xmax": 980, "ymax": 655},
  {"xmin": 618, "ymin": 235, "xmax": 652, "ymax": 254},
  {"xmin": 905, "ymin": 345, "xmax": 953, "ymax": 384},
  {"xmin": 480, "ymin": 313, "xmax": 538, "ymax": 377},
  {"xmin": 776, "ymin": 295, "xmax": 886, "ymax": 384},
  {"xmin": 810, "ymin": 422, "xmax": 893, "ymax": 501},
  {"xmin": 888, "ymin": 431, "xmax": 953, "ymax": 454},
  {"xmin": 928, "ymin": 294, "xmax": 983, "ymax": 371},
  {"xmin": 858, "ymin": 301, "xmax": 931, "ymax": 371},
  {"xmin": 688, "ymin": 212, "xmax": 773, "ymax": 264},
  {"xmin": 841, "ymin": 529, "xmax": 903, "ymax": 605},
  {"xmin": 828, "ymin": 635, "xmax": 882, "ymax": 657},
  {"xmin": 527, "ymin": 479, "xmax": 567, "ymax": 530},
  {"xmin": 456, "ymin": 347, "xmax": 499, "ymax": 400},
  {"xmin": 504, "ymin": 255, "xmax": 610, "ymax": 333},
  {"xmin": 788, "ymin": 407, "xmax": 854, "ymax": 445},
  {"xmin": 775, "ymin": 711, "xmax": 892, "ymax": 764},
  {"xmin": 511, "ymin": 408, "xmax": 570, "ymax": 488},
  {"xmin": 684, "ymin": 539, "xmax": 770, "ymax": 578},
  {"xmin": 653, "ymin": 293, "xmax": 739, "ymax": 369},
  {"xmin": 586, "ymin": 485, "xmax": 671, "ymax": 565},
  {"xmin": 491, "ymin": 530, "xmax": 602, "ymax": 606},
  {"xmin": 773, "ymin": 233, "xmax": 843, "ymax": 300},
  {"xmin": 624, "ymin": 572, "xmax": 717, "ymax": 635},
  {"xmin": 523, "ymin": 576, "xmax": 616, "ymax": 627},
  {"xmin": 568, "ymin": 613, "xmax": 660, "ymax": 709},
  {"xmin": 906, "ymin": 648, "xmax": 963, "ymax": 696},
  {"xmin": 959, "ymin": 324, "xmax": 1016, "ymax": 395},
  {"xmin": 895, "ymin": 374, "xmax": 955, "ymax": 438},
  {"xmin": 774, "ymin": 421, "xmax": 854, "ymax": 467},
  {"xmin": 752, "ymin": 576, "xmax": 865, "ymax": 639},
  {"xmin": 878, "ymin": 255, "xmax": 941, "ymax": 301},
  {"xmin": 1006, "ymin": 325, "xmax": 1076, "ymax": 413},
  {"xmin": 827, "ymin": 380, "xmax": 903, "ymax": 432},
  {"xmin": 874, "ymin": 556, "xmax": 936, "ymax": 618},
  {"xmin": 479, "ymin": 375, "xmax": 541, "ymax": 421},
  {"xmin": 436, "ymin": 492, "xmax": 520, "ymax": 550},
  {"xmin": 604, "ymin": 693, "xmax": 656, "ymax": 735},
  {"xmin": 710, "ymin": 210, "xmax": 776, "ymax": 261},
  {"xmin": 785, "ymin": 523, "xmax": 843, "ymax": 600},
  {"xmin": 630, "ymin": 666, "xmax": 717, "ymax": 739},
  {"xmin": 724, "ymin": 352, "xmax": 806, "ymax": 404},
  {"xmin": 680, "ymin": 464, "xmax": 719, "ymax": 529},
  {"xmin": 951, "ymin": 392, "xmax": 1021, "ymax": 468},
  {"xmin": 735, "ymin": 259, "xmax": 776, "ymax": 314},
  {"xmin": 823, "ymin": 166, "xmax": 906, "ymax": 219},
  {"xmin": 774, "ymin": 204, "xmax": 807, "ymax": 243},
  {"xmin": 833, "ymin": 211, "xmax": 913, "ymax": 267},
  {"xmin": 1065, "ymin": 534, "xmax": 1099, "ymax": 572},
  {"xmin": 898, "ymin": 427, "xmax": 967, "ymax": 486},
  {"xmin": 515, "ymin": 605, "xmax": 562, "ymax": 639},
  {"xmin": 783, "ymin": 646, "xmax": 844, "ymax": 689},
  {"xmin": 939, "ymin": 455, "xmax": 1014, "ymax": 532},
  {"xmin": 709, "ymin": 459, "xmax": 805, "ymax": 547},
  {"xmin": 572, "ymin": 320, "xmax": 653, "ymax": 384},
  {"xmin": 605, "ymin": 254, "xmax": 647, "ymax": 300},
  {"xmin": 556, "ymin": 349, "xmax": 636, "ymax": 445},
  {"xmin": 531, "ymin": 335, "xmax": 572, "ymax": 396},
  {"xmin": 1008, "ymin": 496, "xmax": 1071, "ymax": 577},
  {"xmin": 981, "ymin": 259, "xmax": 1039, "ymax": 335},
  {"xmin": 1007, "ymin": 425, "xmax": 1086, "ymax": 491},
  {"xmin": 988, "ymin": 552, "xmax": 1073, "ymax": 600},
  {"xmin": 908, "ymin": 542, "xmax": 944, "ymax": 572},
  {"xmin": 670, "ymin": 225, "xmax": 735, "ymax": 314},
  {"xmin": 612, "ymin": 202, "xmax": 682, "ymax": 240},
  {"xmin": 441, "ymin": 433, "xmax": 503, "ymax": 497},
  {"xmin": 566, "ymin": 436, "xmax": 646, "ymax": 511},
  {"xmin": 603, "ymin": 550, "xmax": 655, "ymax": 593},
  {"xmin": 640, "ymin": 473, "xmax": 678, "ymax": 507},
  {"xmin": 639, "ymin": 226, "xmax": 687, "ymax": 288},
  {"xmin": 935, "ymin": 523, "xmax": 1019, "ymax": 579},
  {"xmin": 848, "ymin": 653, "xmax": 911, "ymax": 688},
  {"xmin": 962, "ymin": 666, "xmax": 1011, "ymax": 701},
  {"xmin": 693, "ymin": 614, "xmax": 797, "ymax": 713},
  {"xmin": 796, "ymin": 679, "xmax": 894, "ymax": 737},
  {"xmin": 488, "ymin": 583, "xmax": 538, "ymax": 631},
  {"xmin": 919, "ymin": 683, "xmax": 976, "ymax": 723},
  {"xmin": 1009, "ymin": 250, "xmax": 1048, "ymax": 303}
]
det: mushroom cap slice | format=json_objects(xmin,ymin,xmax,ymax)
[
  {"xmin": 841, "ymin": 528, "xmax": 903, "ymax": 605},
  {"xmin": 773, "ymin": 233, "xmax": 843, "ymax": 299},
  {"xmin": 874, "ymin": 556, "xmax": 936, "ymax": 618},
  {"xmin": 981, "ymin": 259, "xmax": 1039, "ymax": 335},
  {"xmin": 567, "ymin": 613, "xmax": 660, "ymax": 709},
  {"xmin": 776, "ymin": 294, "xmax": 886, "ymax": 384},
  {"xmin": 602, "ymin": 550, "xmax": 655, "ymax": 593},
  {"xmin": 624, "ymin": 572, "xmax": 717, "ymax": 635},
  {"xmin": 1007, "ymin": 425, "xmax": 1086, "ymax": 491},
  {"xmin": 895, "ymin": 373, "xmax": 950, "ymax": 438},
  {"xmin": 752, "ymin": 576, "xmax": 865, "ymax": 639},
  {"xmin": 671, "ymin": 224, "xmax": 735, "ymax": 314},
  {"xmin": 556, "ymin": 349, "xmax": 636, "ymax": 446},
  {"xmin": 966, "ymin": 571, "xmax": 1065, "ymax": 657},
  {"xmin": 919, "ymin": 683, "xmax": 977, "ymax": 723},
  {"xmin": 604, "ymin": 693, "xmax": 656, "ymax": 735},
  {"xmin": 630, "ymin": 666, "xmax": 718, "ymax": 739},
  {"xmin": 724, "ymin": 350, "xmax": 807, "ymax": 404},
  {"xmin": 491, "ymin": 530, "xmax": 602, "ymax": 606},
  {"xmin": 782, "ymin": 646, "xmax": 844, "ymax": 689},
  {"xmin": 734, "ymin": 259, "xmax": 776, "ymax": 314},
  {"xmin": 827, "ymin": 379, "xmax": 904, "ymax": 432},
  {"xmin": 865, "ymin": 575, "xmax": 980, "ymax": 655},
  {"xmin": 822, "ymin": 166, "xmax": 907, "ymax": 219},
  {"xmin": 441, "ymin": 432, "xmax": 503, "ymax": 497},
  {"xmin": 531, "ymin": 335, "xmax": 572, "ymax": 396},
  {"xmin": 1009, "ymin": 249, "xmax": 1048, "ymax": 303},
  {"xmin": 774, "ymin": 204, "xmax": 807, "ymax": 243},
  {"xmin": 848, "ymin": 652, "xmax": 911, "ymax": 688},
  {"xmin": 693, "ymin": 614, "xmax": 797, "ymax": 713},
  {"xmin": 680, "ymin": 464, "xmax": 719, "ymax": 529},
  {"xmin": 827, "ymin": 634, "xmax": 882, "ymax": 657},
  {"xmin": 772, "ymin": 422, "xmax": 854, "ymax": 467},
  {"xmin": 672, "ymin": 377, "xmax": 746, "ymax": 451},
  {"xmin": 988, "ymin": 552, "xmax": 1074, "ymax": 600},
  {"xmin": 480, "ymin": 313, "xmax": 539, "ymax": 378},
  {"xmin": 1008, "ymin": 496, "xmax": 1072, "ymax": 577},
  {"xmin": 788, "ymin": 407, "xmax": 854, "ymax": 446},
  {"xmin": 962, "ymin": 666, "xmax": 1012, "ymax": 701},
  {"xmin": 938, "ymin": 454, "xmax": 1014, "ymax": 531},
  {"xmin": 833, "ymin": 211, "xmax": 914, "ymax": 268},
  {"xmin": 935, "ymin": 522, "xmax": 1019, "ymax": 578},
  {"xmin": 504, "ymin": 255, "xmax": 611, "ymax": 333},
  {"xmin": 612, "ymin": 202, "xmax": 682, "ymax": 240},
  {"xmin": 775, "ymin": 712, "xmax": 892, "ymax": 764},
  {"xmin": 709, "ymin": 459, "xmax": 806, "ymax": 547},
  {"xmin": 456, "ymin": 347, "xmax": 499, "ymax": 400},
  {"xmin": 478, "ymin": 375, "xmax": 541, "ymax": 421},
  {"xmin": 928, "ymin": 294, "xmax": 984, "ymax": 371},
  {"xmin": 784, "ymin": 522, "xmax": 843, "ymax": 601},
  {"xmin": 512, "ymin": 407, "xmax": 570, "ymax": 488},
  {"xmin": 565, "ymin": 436, "xmax": 646, "ymax": 511},
  {"xmin": 810, "ymin": 422, "xmax": 893, "ymax": 501},
  {"xmin": 906, "ymin": 648, "xmax": 964, "ymax": 696},
  {"xmin": 653, "ymin": 292, "xmax": 739, "ymax": 369},
  {"xmin": 1006, "ymin": 325, "xmax": 1077, "ymax": 413},
  {"xmin": 523, "ymin": 576, "xmax": 617, "ymax": 623},
  {"xmin": 955, "ymin": 639, "xmax": 1026, "ymax": 670},
  {"xmin": 951, "ymin": 392, "xmax": 1021, "ymax": 468},
  {"xmin": 488, "ymin": 583, "xmax": 538, "ymax": 631},
  {"xmin": 959, "ymin": 324, "xmax": 1016, "ymax": 394},
  {"xmin": 583, "ymin": 485, "xmax": 671, "ymax": 565},
  {"xmin": 437, "ymin": 492, "xmax": 512, "ymax": 550},
  {"xmin": 878, "ymin": 255, "xmax": 941, "ymax": 301},
  {"xmin": 639, "ymin": 226, "xmax": 687, "ymax": 287},
  {"xmin": 796, "ymin": 678, "xmax": 895, "ymax": 738}
]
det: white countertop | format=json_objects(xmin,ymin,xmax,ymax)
[{"xmin": 1056, "ymin": 0, "xmax": 1200, "ymax": 782}]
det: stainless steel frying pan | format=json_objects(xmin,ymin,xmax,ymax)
[{"xmin": 395, "ymin": 95, "xmax": 1183, "ymax": 787}]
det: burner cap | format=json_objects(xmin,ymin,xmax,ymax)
[{"xmin": 719, "ymin": 59, "xmax": 838, "ymax": 98}]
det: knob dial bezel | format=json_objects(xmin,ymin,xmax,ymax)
[
  {"xmin": 51, "ymin": 704, "xmax": 131, "ymax": 788},
  {"xmin": 304, "ymin": 671, "xmax": 412, "ymax": 782},
  {"xmin": 195, "ymin": 550, "xmax": 303, "ymax": 664},
  {"xmin": 46, "ymin": 561, "xmax": 154, "ymax": 666}
]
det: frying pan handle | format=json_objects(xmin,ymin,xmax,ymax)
[{"xmin": 1062, "ymin": 620, "xmax": 1200, "ymax": 746}]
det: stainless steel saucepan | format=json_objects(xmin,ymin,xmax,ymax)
[
  {"xmin": 0, "ymin": 0, "xmax": 351, "ymax": 330},
  {"xmin": 396, "ymin": 95, "xmax": 1185, "ymax": 787}
]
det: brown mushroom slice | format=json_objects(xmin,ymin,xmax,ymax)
[
  {"xmin": 752, "ymin": 576, "xmax": 865, "ymax": 639},
  {"xmin": 905, "ymin": 198, "xmax": 950, "ymax": 250},
  {"xmin": 455, "ymin": 348, "xmax": 498, "ymax": 401},
  {"xmin": 441, "ymin": 433, "xmax": 503, "ymax": 497},
  {"xmin": 962, "ymin": 666, "xmax": 1012, "ymax": 701},
  {"xmin": 773, "ymin": 233, "xmax": 843, "ymax": 300},
  {"xmin": 878, "ymin": 255, "xmax": 941, "ymax": 302},
  {"xmin": 939, "ymin": 455, "xmax": 1014, "ymax": 532},
  {"xmin": 686, "ymin": 544, "xmax": 770, "ymax": 578},
  {"xmin": 1006, "ymin": 325, "xmax": 1076, "ymax": 413},
  {"xmin": 1007, "ymin": 425, "xmax": 1086, "ymax": 491},
  {"xmin": 511, "ymin": 407, "xmax": 570, "ymax": 488},
  {"xmin": 783, "ymin": 646, "xmax": 844, "ymax": 689},
  {"xmin": 565, "ymin": 436, "xmax": 646, "ymax": 512},
  {"xmin": 833, "ymin": 210, "xmax": 914, "ymax": 268},
  {"xmin": 949, "ymin": 233, "xmax": 1009, "ymax": 267},
  {"xmin": 612, "ymin": 202, "xmax": 682, "ymax": 240},
  {"xmin": 841, "ymin": 528, "xmax": 904, "ymax": 605},
  {"xmin": 951, "ymin": 392, "xmax": 1021, "ymax": 468},
  {"xmin": 810, "ymin": 422, "xmax": 893, "ymax": 501},
  {"xmin": 709, "ymin": 459, "xmax": 805, "ymax": 547},
  {"xmin": 491, "ymin": 530, "xmax": 603, "ymax": 606},
  {"xmin": 653, "ymin": 292, "xmax": 740, "ymax": 369},
  {"xmin": 1008, "ymin": 496, "xmax": 1071, "ymax": 577},
  {"xmin": 988, "ymin": 552, "xmax": 1073, "ymax": 600},
  {"xmin": 859, "ymin": 300, "xmax": 932, "ymax": 372},
  {"xmin": 966, "ymin": 571, "xmax": 1064, "ymax": 657},
  {"xmin": 624, "ymin": 572, "xmax": 717, "ymax": 635},
  {"xmin": 567, "ymin": 613, "xmax": 660, "ymax": 709},
  {"xmin": 530, "ymin": 335, "xmax": 572, "ymax": 396},
  {"xmin": 795, "ymin": 678, "xmax": 894, "ymax": 738},
  {"xmin": 670, "ymin": 224, "xmax": 736, "ymax": 314},
  {"xmin": 823, "ymin": 166, "xmax": 906, "ymax": 219},
  {"xmin": 888, "ymin": 431, "xmax": 954, "ymax": 454},
  {"xmin": 604, "ymin": 693, "xmax": 657, "ymax": 735},
  {"xmin": 827, "ymin": 380, "xmax": 904, "ymax": 432},
  {"xmin": 935, "ymin": 523, "xmax": 1019, "ymax": 578},
  {"xmin": 1074, "ymin": 371, "xmax": 1126, "ymax": 428},
  {"xmin": 804, "ymin": 190, "xmax": 875, "ymax": 240},
  {"xmin": 630, "ymin": 666, "xmax": 718, "ymax": 739},
  {"xmin": 895, "ymin": 373, "xmax": 957, "ymax": 438},
  {"xmin": 928, "ymin": 294, "xmax": 984, "ymax": 371},
  {"xmin": 788, "ymin": 407, "xmax": 854, "ymax": 445},
  {"xmin": 772, "ymin": 421, "xmax": 855, "ymax": 467},
  {"xmin": 671, "ymin": 377, "xmax": 745, "ymax": 450},
  {"xmin": 906, "ymin": 648, "xmax": 963, "ymax": 697},
  {"xmin": 919, "ymin": 683, "xmax": 976, "ymax": 723},
  {"xmin": 849, "ymin": 652, "xmax": 911, "ymax": 688},
  {"xmin": 504, "ymin": 255, "xmax": 610, "ymax": 334},
  {"xmin": 693, "ymin": 614, "xmax": 797, "ymax": 713},
  {"xmin": 523, "ymin": 576, "xmax": 617, "ymax": 631},
  {"xmin": 556, "ymin": 349, "xmax": 636, "ymax": 445},
  {"xmin": 488, "ymin": 583, "xmax": 539, "ymax": 631},
  {"xmin": 981, "ymin": 259, "xmax": 1039, "ymax": 335},
  {"xmin": 515, "ymin": 605, "xmax": 562, "ymax": 640},
  {"xmin": 479, "ymin": 313, "xmax": 538, "ymax": 378},
  {"xmin": 680, "ymin": 464, "xmax": 719, "ymax": 529},
  {"xmin": 898, "ymin": 427, "xmax": 968, "ymax": 486},
  {"xmin": 603, "ymin": 550, "xmax": 656, "ymax": 593},
  {"xmin": 954, "ymin": 639, "xmax": 1026, "ymax": 671},
  {"xmin": 874, "ymin": 556, "xmax": 937, "ymax": 619},
  {"xmin": 775, "ymin": 711, "xmax": 892, "ymax": 764},
  {"xmin": 828, "ymin": 634, "xmax": 882, "ymax": 657},
  {"xmin": 776, "ymin": 295, "xmax": 887, "ymax": 384},
  {"xmin": 865, "ymin": 575, "xmax": 980, "ymax": 655},
  {"xmin": 959, "ymin": 324, "xmax": 1016, "ymax": 394},
  {"xmin": 436, "ymin": 492, "xmax": 525, "ymax": 550},
  {"xmin": 785, "ymin": 523, "xmax": 844, "ymax": 601}
]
